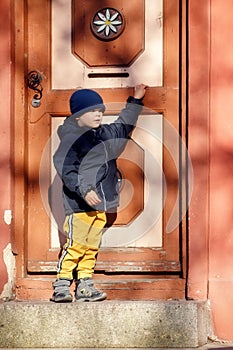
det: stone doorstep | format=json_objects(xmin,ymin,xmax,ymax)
[
  {"xmin": 0, "ymin": 300, "xmax": 210, "ymax": 348},
  {"xmin": 1, "ymin": 345, "xmax": 233, "ymax": 350}
]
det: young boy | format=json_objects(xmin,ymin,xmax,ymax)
[{"xmin": 51, "ymin": 84, "xmax": 147, "ymax": 302}]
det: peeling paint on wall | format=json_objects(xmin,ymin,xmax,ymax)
[
  {"xmin": 0, "ymin": 243, "xmax": 15, "ymax": 301},
  {"xmin": 4, "ymin": 209, "xmax": 12, "ymax": 225}
]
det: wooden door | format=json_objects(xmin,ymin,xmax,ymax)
[{"xmin": 13, "ymin": 0, "xmax": 187, "ymax": 300}]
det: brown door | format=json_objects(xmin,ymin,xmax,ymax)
[{"xmin": 13, "ymin": 0, "xmax": 186, "ymax": 300}]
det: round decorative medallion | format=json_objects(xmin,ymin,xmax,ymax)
[{"xmin": 91, "ymin": 8, "xmax": 125, "ymax": 41}]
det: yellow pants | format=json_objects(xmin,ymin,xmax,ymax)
[{"xmin": 57, "ymin": 211, "xmax": 106, "ymax": 280}]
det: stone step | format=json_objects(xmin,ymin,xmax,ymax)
[{"xmin": 0, "ymin": 300, "xmax": 210, "ymax": 348}]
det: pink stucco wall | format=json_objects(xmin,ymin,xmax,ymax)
[
  {"xmin": 188, "ymin": 0, "xmax": 210, "ymax": 301},
  {"xmin": 0, "ymin": 0, "xmax": 11, "ymax": 294},
  {"xmin": 189, "ymin": 0, "xmax": 233, "ymax": 340},
  {"xmin": 209, "ymin": 0, "xmax": 233, "ymax": 339}
]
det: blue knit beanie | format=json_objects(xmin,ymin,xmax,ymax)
[{"xmin": 69, "ymin": 89, "xmax": 105, "ymax": 118}]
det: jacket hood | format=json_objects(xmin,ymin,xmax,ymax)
[{"xmin": 57, "ymin": 116, "xmax": 88, "ymax": 140}]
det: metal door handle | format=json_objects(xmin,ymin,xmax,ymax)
[{"xmin": 27, "ymin": 71, "xmax": 43, "ymax": 108}]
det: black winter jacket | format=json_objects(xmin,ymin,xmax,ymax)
[{"xmin": 53, "ymin": 97, "xmax": 143, "ymax": 215}]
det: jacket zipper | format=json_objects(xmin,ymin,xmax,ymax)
[
  {"xmin": 101, "ymin": 140, "xmax": 109, "ymax": 175},
  {"xmin": 100, "ymin": 182, "xmax": 107, "ymax": 211},
  {"xmin": 99, "ymin": 140, "xmax": 108, "ymax": 211}
]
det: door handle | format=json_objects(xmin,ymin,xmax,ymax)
[{"xmin": 27, "ymin": 71, "xmax": 43, "ymax": 108}]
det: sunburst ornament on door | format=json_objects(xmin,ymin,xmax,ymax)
[{"xmin": 91, "ymin": 8, "xmax": 125, "ymax": 41}]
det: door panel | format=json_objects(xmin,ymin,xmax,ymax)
[
  {"xmin": 14, "ymin": 0, "xmax": 186, "ymax": 298},
  {"xmin": 72, "ymin": 0, "xmax": 145, "ymax": 67},
  {"xmin": 52, "ymin": 0, "xmax": 163, "ymax": 88}
]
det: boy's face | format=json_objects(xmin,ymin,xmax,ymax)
[{"xmin": 76, "ymin": 108, "xmax": 103, "ymax": 129}]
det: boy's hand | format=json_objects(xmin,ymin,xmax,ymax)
[
  {"xmin": 134, "ymin": 84, "xmax": 148, "ymax": 99},
  {"xmin": 84, "ymin": 190, "xmax": 102, "ymax": 207}
]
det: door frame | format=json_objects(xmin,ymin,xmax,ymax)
[{"xmin": 12, "ymin": 0, "xmax": 188, "ymax": 300}]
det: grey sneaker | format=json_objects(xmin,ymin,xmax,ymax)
[
  {"xmin": 50, "ymin": 278, "xmax": 73, "ymax": 303},
  {"xmin": 75, "ymin": 278, "xmax": 107, "ymax": 302}
]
